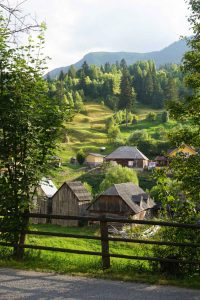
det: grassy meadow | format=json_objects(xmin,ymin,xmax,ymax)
[
  {"xmin": 1, "ymin": 223, "xmax": 200, "ymax": 289},
  {"xmin": 48, "ymin": 103, "xmax": 176, "ymax": 187}
]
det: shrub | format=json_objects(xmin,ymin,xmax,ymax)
[
  {"xmin": 76, "ymin": 149, "xmax": 86, "ymax": 165},
  {"xmin": 128, "ymin": 130, "xmax": 149, "ymax": 146},
  {"xmin": 100, "ymin": 164, "xmax": 138, "ymax": 191},
  {"xmin": 161, "ymin": 111, "xmax": 169, "ymax": 123},
  {"xmin": 132, "ymin": 114, "xmax": 138, "ymax": 124},
  {"xmin": 146, "ymin": 112, "xmax": 156, "ymax": 121}
]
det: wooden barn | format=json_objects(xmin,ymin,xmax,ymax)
[
  {"xmin": 85, "ymin": 153, "xmax": 104, "ymax": 167},
  {"xmin": 31, "ymin": 178, "xmax": 58, "ymax": 224},
  {"xmin": 105, "ymin": 146, "xmax": 149, "ymax": 169},
  {"xmin": 87, "ymin": 182, "xmax": 156, "ymax": 220},
  {"xmin": 51, "ymin": 181, "xmax": 93, "ymax": 226}
]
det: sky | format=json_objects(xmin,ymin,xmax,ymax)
[{"xmin": 21, "ymin": 0, "xmax": 192, "ymax": 71}]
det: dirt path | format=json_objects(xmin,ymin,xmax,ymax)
[{"xmin": 0, "ymin": 268, "xmax": 199, "ymax": 300}]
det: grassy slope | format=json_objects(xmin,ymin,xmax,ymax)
[
  {"xmin": 1, "ymin": 224, "xmax": 199, "ymax": 289},
  {"xmin": 48, "ymin": 103, "xmax": 176, "ymax": 187}
]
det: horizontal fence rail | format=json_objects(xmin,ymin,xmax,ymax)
[{"xmin": 0, "ymin": 213, "xmax": 200, "ymax": 270}]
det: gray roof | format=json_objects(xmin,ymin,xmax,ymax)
[
  {"xmin": 65, "ymin": 181, "xmax": 93, "ymax": 202},
  {"xmin": 89, "ymin": 182, "xmax": 155, "ymax": 214},
  {"xmin": 39, "ymin": 178, "xmax": 57, "ymax": 198},
  {"xmin": 106, "ymin": 146, "xmax": 149, "ymax": 160}
]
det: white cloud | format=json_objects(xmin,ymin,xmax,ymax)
[{"xmin": 20, "ymin": 0, "xmax": 192, "ymax": 71}]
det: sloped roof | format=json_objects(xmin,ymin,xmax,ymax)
[
  {"xmin": 155, "ymin": 156, "xmax": 168, "ymax": 161},
  {"xmin": 39, "ymin": 178, "xmax": 58, "ymax": 198},
  {"xmin": 105, "ymin": 146, "xmax": 149, "ymax": 160},
  {"xmin": 167, "ymin": 144, "xmax": 197, "ymax": 155},
  {"xmin": 87, "ymin": 153, "xmax": 105, "ymax": 158},
  {"xmin": 65, "ymin": 181, "xmax": 93, "ymax": 202},
  {"xmin": 88, "ymin": 182, "xmax": 155, "ymax": 214}
]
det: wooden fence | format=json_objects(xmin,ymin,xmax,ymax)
[{"xmin": 0, "ymin": 213, "xmax": 200, "ymax": 270}]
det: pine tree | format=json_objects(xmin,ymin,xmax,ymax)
[{"xmin": 119, "ymin": 68, "xmax": 136, "ymax": 127}]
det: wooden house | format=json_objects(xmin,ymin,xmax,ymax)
[
  {"xmin": 86, "ymin": 153, "xmax": 104, "ymax": 167},
  {"xmin": 51, "ymin": 181, "xmax": 93, "ymax": 226},
  {"xmin": 155, "ymin": 156, "xmax": 168, "ymax": 167},
  {"xmin": 87, "ymin": 182, "xmax": 156, "ymax": 220},
  {"xmin": 168, "ymin": 144, "xmax": 197, "ymax": 157},
  {"xmin": 31, "ymin": 178, "xmax": 57, "ymax": 224},
  {"xmin": 105, "ymin": 146, "xmax": 149, "ymax": 169},
  {"xmin": 155, "ymin": 144, "xmax": 197, "ymax": 167}
]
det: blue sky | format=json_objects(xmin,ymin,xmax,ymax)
[{"xmin": 23, "ymin": 0, "xmax": 192, "ymax": 71}]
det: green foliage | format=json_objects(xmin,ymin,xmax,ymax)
[
  {"xmin": 76, "ymin": 149, "xmax": 86, "ymax": 165},
  {"xmin": 128, "ymin": 130, "xmax": 149, "ymax": 145},
  {"xmin": 161, "ymin": 111, "xmax": 169, "ymax": 123},
  {"xmin": 100, "ymin": 164, "xmax": 138, "ymax": 191},
  {"xmin": 146, "ymin": 112, "xmax": 156, "ymax": 121},
  {"xmin": 0, "ymin": 16, "xmax": 65, "ymax": 245}
]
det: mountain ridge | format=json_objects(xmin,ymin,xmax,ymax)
[{"xmin": 47, "ymin": 38, "xmax": 189, "ymax": 78}]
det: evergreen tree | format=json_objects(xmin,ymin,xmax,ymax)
[{"xmin": 119, "ymin": 69, "xmax": 136, "ymax": 127}]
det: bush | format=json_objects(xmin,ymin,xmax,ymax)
[
  {"xmin": 132, "ymin": 114, "xmax": 138, "ymax": 124},
  {"xmin": 76, "ymin": 149, "xmax": 86, "ymax": 165},
  {"xmin": 128, "ymin": 130, "xmax": 149, "ymax": 146},
  {"xmin": 146, "ymin": 112, "xmax": 156, "ymax": 121},
  {"xmin": 161, "ymin": 111, "xmax": 169, "ymax": 123},
  {"xmin": 100, "ymin": 164, "xmax": 138, "ymax": 191},
  {"xmin": 108, "ymin": 125, "xmax": 121, "ymax": 142}
]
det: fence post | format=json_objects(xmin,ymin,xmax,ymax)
[
  {"xmin": 100, "ymin": 216, "xmax": 110, "ymax": 269},
  {"xmin": 13, "ymin": 212, "xmax": 29, "ymax": 260}
]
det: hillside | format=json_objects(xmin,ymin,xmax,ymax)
[
  {"xmin": 48, "ymin": 103, "xmax": 176, "ymax": 188},
  {"xmin": 47, "ymin": 39, "xmax": 189, "ymax": 79}
]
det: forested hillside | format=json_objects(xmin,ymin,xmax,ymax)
[
  {"xmin": 47, "ymin": 59, "xmax": 187, "ymax": 111},
  {"xmin": 47, "ymin": 38, "xmax": 189, "ymax": 78}
]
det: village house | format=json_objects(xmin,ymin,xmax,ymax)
[
  {"xmin": 85, "ymin": 153, "xmax": 104, "ymax": 167},
  {"xmin": 155, "ymin": 144, "xmax": 197, "ymax": 167},
  {"xmin": 31, "ymin": 178, "xmax": 57, "ymax": 224},
  {"xmin": 168, "ymin": 144, "xmax": 197, "ymax": 157},
  {"xmin": 51, "ymin": 181, "xmax": 93, "ymax": 226},
  {"xmin": 87, "ymin": 182, "xmax": 156, "ymax": 220},
  {"xmin": 105, "ymin": 146, "xmax": 149, "ymax": 169}
]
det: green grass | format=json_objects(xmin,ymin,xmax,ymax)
[
  {"xmin": 46, "ymin": 103, "xmax": 173, "ymax": 186},
  {"xmin": 0, "ymin": 224, "xmax": 200, "ymax": 289}
]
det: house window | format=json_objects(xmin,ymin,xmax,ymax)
[{"xmin": 128, "ymin": 161, "xmax": 133, "ymax": 167}]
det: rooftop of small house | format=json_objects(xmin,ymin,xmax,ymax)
[
  {"xmin": 39, "ymin": 178, "xmax": 58, "ymax": 198},
  {"xmin": 53, "ymin": 181, "xmax": 93, "ymax": 202},
  {"xmin": 88, "ymin": 182, "xmax": 155, "ymax": 214},
  {"xmin": 105, "ymin": 146, "xmax": 149, "ymax": 160},
  {"xmin": 87, "ymin": 153, "xmax": 105, "ymax": 158}
]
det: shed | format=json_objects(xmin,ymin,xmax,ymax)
[
  {"xmin": 155, "ymin": 156, "xmax": 168, "ymax": 167},
  {"xmin": 31, "ymin": 178, "xmax": 57, "ymax": 224},
  {"xmin": 86, "ymin": 153, "xmax": 104, "ymax": 167},
  {"xmin": 51, "ymin": 181, "xmax": 93, "ymax": 226},
  {"xmin": 105, "ymin": 146, "xmax": 149, "ymax": 169},
  {"xmin": 87, "ymin": 182, "xmax": 156, "ymax": 220}
]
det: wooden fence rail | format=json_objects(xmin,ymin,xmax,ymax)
[{"xmin": 0, "ymin": 213, "xmax": 200, "ymax": 270}]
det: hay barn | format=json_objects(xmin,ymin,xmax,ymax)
[
  {"xmin": 51, "ymin": 181, "xmax": 93, "ymax": 226},
  {"xmin": 87, "ymin": 182, "xmax": 156, "ymax": 220}
]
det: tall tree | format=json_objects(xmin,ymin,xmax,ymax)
[
  {"xmin": 119, "ymin": 69, "xmax": 136, "ymax": 126},
  {"xmin": 0, "ymin": 13, "xmax": 65, "ymax": 254},
  {"xmin": 167, "ymin": 0, "xmax": 200, "ymax": 205}
]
